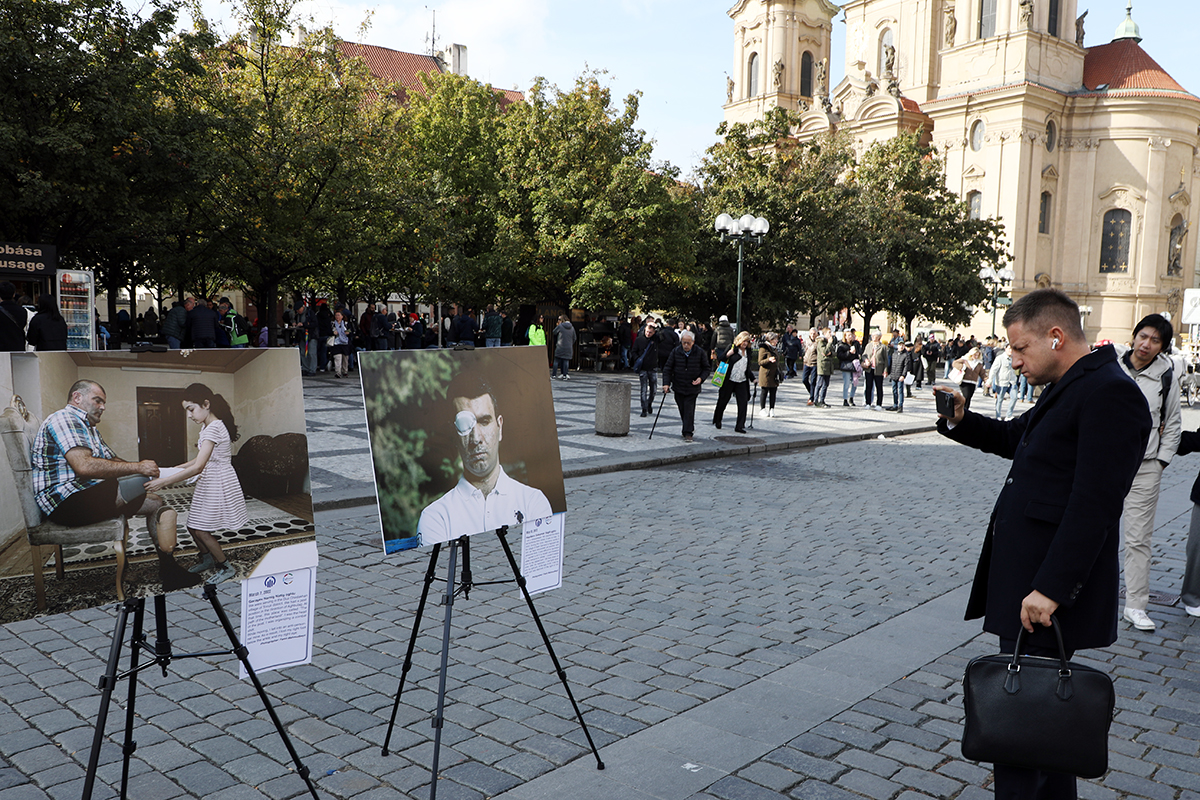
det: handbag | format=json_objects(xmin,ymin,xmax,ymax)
[
  {"xmin": 961, "ymin": 616, "xmax": 1114, "ymax": 778},
  {"xmin": 326, "ymin": 335, "xmax": 337, "ymax": 347},
  {"xmin": 711, "ymin": 360, "xmax": 729, "ymax": 388},
  {"xmin": 904, "ymin": 372, "xmax": 915, "ymax": 386}
]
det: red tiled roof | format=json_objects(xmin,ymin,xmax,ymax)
[
  {"xmin": 336, "ymin": 41, "xmax": 443, "ymax": 103},
  {"xmin": 496, "ymin": 88, "xmax": 525, "ymax": 109},
  {"xmin": 900, "ymin": 96, "xmax": 922, "ymax": 113},
  {"xmin": 1083, "ymin": 38, "xmax": 1193, "ymax": 96}
]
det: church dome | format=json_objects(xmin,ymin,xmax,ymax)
[{"xmin": 1112, "ymin": 1, "xmax": 1142, "ymax": 44}]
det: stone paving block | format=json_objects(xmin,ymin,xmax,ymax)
[
  {"xmin": 836, "ymin": 767, "xmax": 903, "ymax": 799},
  {"xmin": 708, "ymin": 774, "xmax": 792, "ymax": 800},
  {"xmin": 836, "ymin": 749, "xmax": 902, "ymax": 779},
  {"xmin": 787, "ymin": 778, "xmax": 876, "ymax": 800},
  {"xmin": 444, "ymin": 761, "xmax": 522, "ymax": 795}
]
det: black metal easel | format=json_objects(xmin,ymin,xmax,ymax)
[
  {"xmin": 381, "ymin": 527, "xmax": 604, "ymax": 800},
  {"xmin": 80, "ymin": 585, "xmax": 321, "ymax": 800}
]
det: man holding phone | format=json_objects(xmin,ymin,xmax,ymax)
[{"xmin": 933, "ymin": 289, "xmax": 1149, "ymax": 800}]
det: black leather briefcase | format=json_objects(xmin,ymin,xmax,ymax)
[{"xmin": 961, "ymin": 616, "xmax": 1115, "ymax": 778}]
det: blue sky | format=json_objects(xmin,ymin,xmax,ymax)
[{"xmin": 181, "ymin": 0, "xmax": 1196, "ymax": 179}]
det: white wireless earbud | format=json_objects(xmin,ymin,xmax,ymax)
[{"xmin": 1051, "ymin": 338, "xmax": 1060, "ymax": 350}]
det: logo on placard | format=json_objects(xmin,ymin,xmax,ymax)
[
  {"xmin": 283, "ymin": 572, "xmax": 294, "ymax": 585},
  {"xmin": 264, "ymin": 576, "xmax": 277, "ymax": 588}
]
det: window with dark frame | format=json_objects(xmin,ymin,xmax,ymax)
[
  {"xmin": 1099, "ymin": 209, "xmax": 1132, "ymax": 274},
  {"xmin": 967, "ymin": 191, "xmax": 982, "ymax": 220},
  {"xmin": 1039, "ymin": 192, "xmax": 1052, "ymax": 234},
  {"xmin": 979, "ymin": 0, "xmax": 998, "ymax": 38},
  {"xmin": 1048, "ymin": 0, "xmax": 1061, "ymax": 37},
  {"xmin": 801, "ymin": 51, "xmax": 813, "ymax": 97},
  {"xmin": 748, "ymin": 52, "xmax": 760, "ymax": 96}
]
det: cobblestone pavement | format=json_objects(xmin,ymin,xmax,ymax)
[{"xmin": 6, "ymin": 414, "xmax": 1200, "ymax": 800}]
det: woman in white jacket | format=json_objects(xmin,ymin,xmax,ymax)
[{"xmin": 987, "ymin": 346, "xmax": 1018, "ymax": 420}]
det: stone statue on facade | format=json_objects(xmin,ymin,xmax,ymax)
[
  {"xmin": 773, "ymin": 58, "xmax": 784, "ymax": 90},
  {"xmin": 1018, "ymin": 0, "xmax": 1034, "ymax": 28},
  {"xmin": 815, "ymin": 58, "xmax": 828, "ymax": 97},
  {"xmin": 944, "ymin": 9, "xmax": 957, "ymax": 47},
  {"xmin": 1169, "ymin": 220, "xmax": 1190, "ymax": 276},
  {"xmin": 1075, "ymin": 11, "xmax": 1087, "ymax": 46},
  {"xmin": 883, "ymin": 44, "xmax": 895, "ymax": 78},
  {"xmin": 726, "ymin": 76, "xmax": 734, "ymax": 104}
]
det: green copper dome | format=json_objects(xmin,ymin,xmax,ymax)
[{"xmin": 1113, "ymin": 1, "xmax": 1142, "ymax": 43}]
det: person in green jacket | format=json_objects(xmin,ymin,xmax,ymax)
[
  {"xmin": 527, "ymin": 314, "xmax": 547, "ymax": 349},
  {"xmin": 813, "ymin": 328, "xmax": 836, "ymax": 408}
]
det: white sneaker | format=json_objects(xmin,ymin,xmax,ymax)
[
  {"xmin": 1123, "ymin": 607, "xmax": 1156, "ymax": 631},
  {"xmin": 1185, "ymin": 604, "xmax": 1200, "ymax": 618}
]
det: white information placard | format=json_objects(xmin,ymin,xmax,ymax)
[
  {"xmin": 239, "ymin": 568, "xmax": 316, "ymax": 679},
  {"xmin": 520, "ymin": 513, "xmax": 564, "ymax": 596}
]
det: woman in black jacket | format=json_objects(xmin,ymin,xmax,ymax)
[
  {"xmin": 26, "ymin": 295, "xmax": 68, "ymax": 351},
  {"xmin": 712, "ymin": 331, "xmax": 753, "ymax": 432}
]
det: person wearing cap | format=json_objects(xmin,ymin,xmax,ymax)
[
  {"xmin": 662, "ymin": 330, "xmax": 710, "ymax": 441},
  {"xmin": 711, "ymin": 315, "xmax": 734, "ymax": 362},
  {"xmin": 416, "ymin": 373, "xmax": 552, "ymax": 547}
]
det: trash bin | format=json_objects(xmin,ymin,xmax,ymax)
[{"xmin": 595, "ymin": 380, "xmax": 630, "ymax": 437}]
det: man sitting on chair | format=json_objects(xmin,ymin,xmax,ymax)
[
  {"xmin": 32, "ymin": 379, "xmax": 201, "ymax": 589},
  {"xmin": 417, "ymin": 373, "xmax": 552, "ymax": 546}
]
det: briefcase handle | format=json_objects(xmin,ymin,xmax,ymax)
[{"xmin": 1006, "ymin": 615, "xmax": 1073, "ymax": 700}]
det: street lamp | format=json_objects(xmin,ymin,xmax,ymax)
[
  {"xmin": 978, "ymin": 265, "xmax": 1015, "ymax": 337},
  {"xmin": 715, "ymin": 213, "xmax": 770, "ymax": 333}
]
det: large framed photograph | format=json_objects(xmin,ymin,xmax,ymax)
[
  {"xmin": 360, "ymin": 347, "xmax": 567, "ymax": 552},
  {"xmin": 0, "ymin": 349, "xmax": 315, "ymax": 621}
]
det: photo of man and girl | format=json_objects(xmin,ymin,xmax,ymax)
[{"xmin": 0, "ymin": 349, "xmax": 315, "ymax": 622}]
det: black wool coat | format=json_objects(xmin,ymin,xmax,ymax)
[{"xmin": 938, "ymin": 345, "xmax": 1150, "ymax": 653}]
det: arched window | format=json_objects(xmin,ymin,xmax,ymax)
[
  {"xmin": 1048, "ymin": 0, "xmax": 1061, "ymax": 37},
  {"xmin": 1099, "ymin": 209, "xmax": 1132, "ymax": 273},
  {"xmin": 800, "ymin": 51, "xmax": 814, "ymax": 97},
  {"xmin": 748, "ymin": 52, "xmax": 760, "ymax": 97},
  {"xmin": 979, "ymin": 0, "xmax": 998, "ymax": 39},
  {"xmin": 1038, "ymin": 192, "xmax": 1052, "ymax": 234},
  {"xmin": 967, "ymin": 191, "xmax": 982, "ymax": 220},
  {"xmin": 878, "ymin": 29, "xmax": 893, "ymax": 76}
]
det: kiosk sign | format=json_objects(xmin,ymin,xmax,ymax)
[{"xmin": 0, "ymin": 242, "xmax": 56, "ymax": 274}]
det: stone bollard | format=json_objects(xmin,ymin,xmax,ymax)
[{"xmin": 595, "ymin": 380, "xmax": 630, "ymax": 437}]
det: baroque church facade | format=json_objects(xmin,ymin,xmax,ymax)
[{"xmin": 724, "ymin": 0, "xmax": 1200, "ymax": 343}]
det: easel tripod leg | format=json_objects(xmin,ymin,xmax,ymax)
[
  {"xmin": 428, "ymin": 539, "xmax": 461, "ymax": 800},
  {"xmin": 81, "ymin": 597, "xmax": 139, "ymax": 800},
  {"xmin": 118, "ymin": 597, "xmax": 147, "ymax": 800},
  {"xmin": 382, "ymin": 542, "xmax": 442, "ymax": 756},
  {"xmin": 494, "ymin": 529, "xmax": 605, "ymax": 770},
  {"xmin": 201, "ymin": 584, "xmax": 321, "ymax": 800}
]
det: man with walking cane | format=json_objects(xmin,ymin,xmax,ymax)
[
  {"xmin": 934, "ymin": 289, "xmax": 1149, "ymax": 800},
  {"xmin": 662, "ymin": 331, "xmax": 710, "ymax": 442}
]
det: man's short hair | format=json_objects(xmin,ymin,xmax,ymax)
[
  {"xmin": 1002, "ymin": 289, "xmax": 1084, "ymax": 341},
  {"xmin": 68, "ymin": 379, "xmax": 102, "ymax": 403},
  {"xmin": 1133, "ymin": 313, "xmax": 1174, "ymax": 351},
  {"xmin": 0, "ymin": 281, "xmax": 14, "ymax": 302},
  {"xmin": 447, "ymin": 372, "xmax": 499, "ymax": 416},
  {"xmin": 679, "ymin": 330, "xmax": 695, "ymax": 342}
]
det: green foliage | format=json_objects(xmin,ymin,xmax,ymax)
[
  {"xmin": 495, "ymin": 73, "xmax": 697, "ymax": 312},
  {"xmin": 360, "ymin": 350, "xmax": 457, "ymax": 538}
]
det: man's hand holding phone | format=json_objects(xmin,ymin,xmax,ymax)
[{"xmin": 934, "ymin": 386, "xmax": 965, "ymax": 425}]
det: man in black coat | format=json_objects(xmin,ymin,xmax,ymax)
[
  {"xmin": 935, "ymin": 289, "xmax": 1150, "ymax": 800},
  {"xmin": 631, "ymin": 319, "xmax": 664, "ymax": 417},
  {"xmin": 0, "ymin": 281, "xmax": 27, "ymax": 351},
  {"xmin": 662, "ymin": 330, "xmax": 710, "ymax": 442},
  {"xmin": 185, "ymin": 297, "xmax": 220, "ymax": 349}
]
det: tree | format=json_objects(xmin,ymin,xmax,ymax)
[
  {"xmin": 855, "ymin": 132, "xmax": 1006, "ymax": 336},
  {"xmin": 179, "ymin": 0, "xmax": 398, "ymax": 337},
  {"xmin": 0, "ymin": 0, "xmax": 195, "ymax": 266},
  {"xmin": 495, "ymin": 73, "xmax": 697, "ymax": 312}
]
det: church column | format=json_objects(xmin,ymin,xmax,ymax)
[
  {"xmin": 1020, "ymin": 130, "xmax": 1042, "ymax": 286},
  {"xmin": 1139, "ymin": 137, "xmax": 1170, "ymax": 292}
]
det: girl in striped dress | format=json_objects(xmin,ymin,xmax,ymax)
[{"xmin": 146, "ymin": 383, "xmax": 249, "ymax": 584}]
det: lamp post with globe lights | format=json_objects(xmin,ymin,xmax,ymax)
[
  {"xmin": 978, "ymin": 265, "xmax": 1015, "ymax": 338},
  {"xmin": 714, "ymin": 213, "xmax": 770, "ymax": 333}
]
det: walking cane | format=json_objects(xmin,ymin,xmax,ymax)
[
  {"xmin": 748, "ymin": 382, "xmax": 757, "ymax": 429},
  {"xmin": 648, "ymin": 389, "xmax": 668, "ymax": 439}
]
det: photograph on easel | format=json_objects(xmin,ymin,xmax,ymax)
[
  {"xmin": 360, "ymin": 346, "xmax": 567, "ymax": 553},
  {"xmin": 0, "ymin": 349, "xmax": 316, "ymax": 621}
]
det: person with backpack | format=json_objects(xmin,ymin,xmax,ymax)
[{"xmin": 1113, "ymin": 314, "xmax": 1182, "ymax": 631}]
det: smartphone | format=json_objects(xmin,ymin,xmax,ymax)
[{"xmin": 935, "ymin": 391, "xmax": 956, "ymax": 417}]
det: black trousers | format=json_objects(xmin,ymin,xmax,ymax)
[
  {"xmin": 673, "ymin": 391, "xmax": 698, "ymax": 435},
  {"xmin": 760, "ymin": 386, "xmax": 777, "ymax": 409},
  {"xmin": 993, "ymin": 637, "xmax": 1078, "ymax": 800},
  {"xmin": 960, "ymin": 381, "xmax": 977, "ymax": 410},
  {"xmin": 713, "ymin": 380, "xmax": 749, "ymax": 429}
]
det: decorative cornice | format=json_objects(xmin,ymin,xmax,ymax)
[{"xmin": 1062, "ymin": 137, "xmax": 1101, "ymax": 150}]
